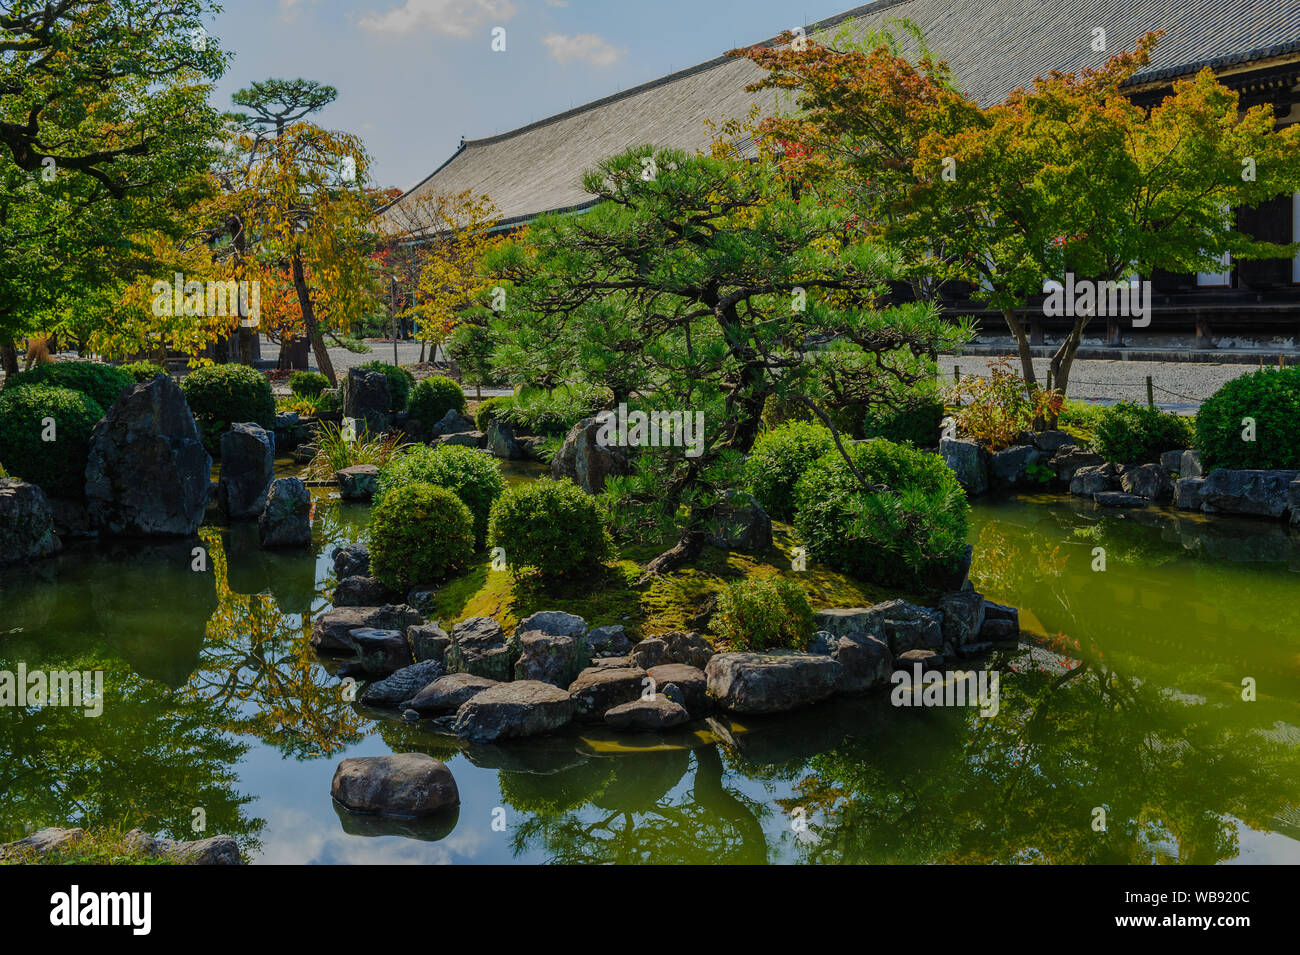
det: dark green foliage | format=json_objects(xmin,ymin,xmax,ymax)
[
  {"xmin": 6, "ymin": 360, "xmax": 133, "ymax": 411},
  {"xmin": 180, "ymin": 363, "xmax": 276, "ymax": 452},
  {"xmin": 474, "ymin": 395, "xmax": 512, "ymax": 432},
  {"xmin": 793, "ymin": 439, "xmax": 969, "ymax": 589},
  {"xmin": 1092, "ymin": 401, "xmax": 1194, "ymax": 464},
  {"xmin": 746, "ymin": 421, "xmax": 835, "ymax": 521},
  {"xmin": 1194, "ymin": 368, "xmax": 1300, "ymax": 470},
  {"xmin": 446, "ymin": 322, "xmax": 500, "ymax": 389},
  {"xmin": 0, "ymin": 385, "xmax": 104, "ymax": 497},
  {"xmin": 712, "ymin": 577, "xmax": 815, "ymax": 651},
  {"xmin": 861, "ymin": 393, "xmax": 945, "ymax": 447},
  {"xmin": 487, "ymin": 478, "xmax": 613, "ymax": 577},
  {"xmin": 369, "ymin": 483, "xmax": 475, "ymax": 589},
  {"xmin": 359, "ymin": 361, "xmax": 415, "ymax": 412},
  {"xmin": 377, "ymin": 444, "xmax": 505, "ymax": 547},
  {"xmin": 120, "ymin": 361, "xmax": 167, "ymax": 384},
  {"xmin": 289, "ymin": 370, "xmax": 330, "ymax": 399},
  {"xmin": 408, "ymin": 375, "xmax": 466, "ymax": 425}
]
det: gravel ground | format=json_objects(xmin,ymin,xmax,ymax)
[{"xmin": 937, "ymin": 355, "xmax": 1267, "ymax": 412}]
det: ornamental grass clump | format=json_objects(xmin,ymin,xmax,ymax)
[
  {"xmin": 304, "ymin": 421, "xmax": 408, "ymax": 481},
  {"xmin": 712, "ymin": 577, "xmax": 815, "ymax": 651}
]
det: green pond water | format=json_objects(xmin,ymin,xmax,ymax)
[{"xmin": 1, "ymin": 488, "xmax": 1298, "ymax": 864}]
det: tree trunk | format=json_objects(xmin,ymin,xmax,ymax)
[
  {"xmin": 636, "ymin": 526, "xmax": 709, "ymax": 583},
  {"xmin": 0, "ymin": 337, "xmax": 17, "ymax": 377},
  {"xmin": 293, "ymin": 251, "xmax": 337, "ymax": 386},
  {"xmin": 1001, "ymin": 307, "xmax": 1037, "ymax": 387}
]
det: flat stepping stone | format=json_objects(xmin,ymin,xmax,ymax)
[
  {"xmin": 604, "ymin": 696, "xmax": 690, "ymax": 731},
  {"xmin": 403, "ymin": 672, "xmax": 497, "ymax": 713}
]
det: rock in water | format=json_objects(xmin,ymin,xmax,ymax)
[
  {"xmin": 336, "ymin": 464, "xmax": 380, "ymax": 501},
  {"xmin": 0, "ymin": 478, "xmax": 61, "ymax": 565},
  {"xmin": 217, "ymin": 422, "xmax": 275, "ymax": 520},
  {"xmin": 403, "ymin": 672, "xmax": 498, "ymax": 713},
  {"xmin": 258, "ymin": 477, "xmax": 311, "ymax": 548},
  {"xmin": 513, "ymin": 630, "xmax": 588, "ymax": 687},
  {"xmin": 485, "ymin": 420, "xmax": 522, "ymax": 459},
  {"xmin": 360, "ymin": 659, "xmax": 445, "ymax": 706},
  {"xmin": 940, "ymin": 437, "xmax": 988, "ymax": 495},
  {"xmin": 604, "ymin": 696, "xmax": 690, "ymax": 731},
  {"xmin": 1200, "ymin": 469, "xmax": 1300, "ymax": 518},
  {"xmin": 446, "ymin": 616, "xmax": 514, "ymax": 680},
  {"xmin": 85, "ymin": 375, "xmax": 211, "ymax": 536},
  {"xmin": 451, "ymin": 681, "xmax": 575, "ymax": 741},
  {"xmin": 567, "ymin": 665, "xmax": 648, "ymax": 721},
  {"xmin": 705, "ymin": 652, "xmax": 842, "ymax": 714},
  {"xmin": 331, "ymin": 542, "xmax": 370, "ymax": 578},
  {"xmin": 645, "ymin": 663, "xmax": 709, "ymax": 715},
  {"xmin": 331, "ymin": 753, "xmax": 459, "ymax": 817}
]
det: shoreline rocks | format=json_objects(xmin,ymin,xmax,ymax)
[
  {"xmin": 0, "ymin": 478, "xmax": 61, "ymax": 565},
  {"xmin": 217, "ymin": 422, "xmax": 275, "ymax": 520}
]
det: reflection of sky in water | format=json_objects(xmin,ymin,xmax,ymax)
[{"xmin": 2, "ymin": 491, "xmax": 1298, "ymax": 864}]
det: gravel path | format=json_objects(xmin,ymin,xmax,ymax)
[{"xmin": 937, "ymin": 355, "xmax": 1266, "ymax": 412}]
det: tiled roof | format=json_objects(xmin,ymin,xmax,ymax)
[{"xmin": 378, "ymin": 0, "xmax": 1300, "ymax": 233}]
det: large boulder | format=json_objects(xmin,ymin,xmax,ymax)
[
  {"xmin": 979, "ymin": 600, "xmax": 1020, "ymax": 642},
  {"xmin": 514, "ymin": 610, "xmax": 588, "ymax": 642},
  {"xmin": 85, "ymin": 375, "xmax": 211, "ymax": 536},
  {"xmin": 1032, "ymin": 430, "xmax": 1074, "ymax": 453},
  {"xmin": 1175, "ymin": 477, "xmax": 1205, "ymax": 511},
  {"xmin": 331, "ymin": 542, "xmax": 370, "ymax": 578},
  {"xmin": 1180, "ymin": 449, "xmax": 1203, "ymax": 479},
  {"xmin": 940, "ymin": 437, "xmax": 988, "ymax": 495},
  {"xmin": 451, "ymin": 681, "xmax": 576, "ymax": 741},
  {"xmin": 704, "ymin": 489, "xmax": 772, "ymax": 554},
  {"xmin": 360, "ymin": 659, "xmax": 444, "ymax": 707},
  {"xmin": 446, "ymin": 616, "xmax": 514, "ymax": 681},
  {"xmin": 658, "ymin": 630, "xmax": 715, "ymax": 669},
  {"xmin": 334, "ymin": 575, "xmax": 398, "ymax": 607},
  {"xmin": 121, "ymin": 830, "xmax": 242, "ymax": 865},
  {"xmin": 705, "ymin": 651, "xmax": 842, "ymax": 714},
  {"xmin": 258, "ymin": 477, "xmax": 312, "ymax": 548},
  {"xmin": 1121, "ymin": 463, "xmax": 1172, "ymax": 502},
  {"xmin": 551, "ymin": 415, "xmax": 632, "ymax": 493},
  {"xmin": 630, "ymin": 638, "xmax": 670, "ymax": 670},
  {"xmin": 1051, "ymin": 446, "xmax": 1104, "ymax": 484},
  {"xmin": 567, "ymin": 665, "xmax": 648, "ymax": 721},
  {"xmin": 870, "ymin": 599, "xmax": 944, "ymax": 655},
  {"xmin": 485, "ymin": 420, "xmax": 522, "ymax": 459},
  {"xmin": 217, "ymin": 422, "xmax": 275, "ymax": 520},
  {"xmin": 1070, "ymin": 462, "xmax": 1120, "ymax": 495},
  {"xmin": 989, "ymin": 444, "xmax": 1042, "ymax": 487},
  {"xmin": 350, "ymin": 628, "xmax": 414, "ymax": 677},
  {"xmin": 1160, "ymin": 449, "xmax": 1185, "ymax": 474},
  {"xmin": 938, "ymin": 590, "xmax": 986, "ymax": 647},
  {"xmin": 588, "ymin": 624, "xmax": 633, "ymax": 658},
  {"xmin": 408, "ymin": 622, "xmax": 451, "ymax": 663},
  {"xmin": 831, "ymin": 633, "xmax": 892, "ymax": 693},
  {"xmin": 1200, "ymin": 469, "xmax": 1300, "ymax": 518},
  {"xmin": 513, "ymin": 629, "xmax": 589, "ymax": 687},
  {"xmin": 605, "ymin": 696, "xmax": 690, "ymax": 731},
  {"xmin": 0, "ymin": 479, "xmax": 60, "ymax": 565},
  {"xmin": 645, "ymin": 663, "xmax": 709, "ymax": 715},
  {"xmin": 341, "ymin": 368, "xmax": 391, "ymax": 434},
  {"xmin": 311, "ymin": 604, "xmax": 425, "ymax": 654},
  {"xmin": 431, "ymin": 409, "xmax": 476, "ymax": 437},
  {"xmin": 331, "ymin": 753, "xmax": 459, "ymax": 817},
  {"xmin": 813, "ymin": 608, "xmax": 886, "ymax": 642},
  {"xmin": 336, "ymin": 464, "xmax": 380, "ymax": 501},
  {"xmin": 403, "ymin": 672, "xmax": 498, "ymax": 713}
]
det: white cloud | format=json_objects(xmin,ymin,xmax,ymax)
[
  {"xmin": 545, "ymin": 0, "xmax": 569, "ymax": 6},
  {"xmin": 359, "ymin": 0, "xmax": 517, "ymax": 37},
  {"xmin": 542, "ymin": 32, "xmax": 623, "ymax": 67}
]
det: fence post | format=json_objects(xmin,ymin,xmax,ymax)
[
  {"xmin": 953, "ymin": 364, "xmax": 960, "ymax": 383},
  {"xmin": 1146, "ymin": 375, "xmax": 1155, "ymax": 408}
]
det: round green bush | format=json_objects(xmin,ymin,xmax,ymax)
[
  {"xmin": 359, "ymin": 361, "xmax": 415, "ymax": 412},
  {"xmin": 1194, "ymin": 368, "xmax": 1300, "ymax": 470},
  {"xmin": 487, "ymin": 478, "xmax": 612, "ymax": 577},
  {"xmin": 377, "ymin": 444, "xmax": 506, "ymax": 547},
  {"xmin": 793, "ymin": 439, "xmax": 969, "ymax": 589},
  {"xmin": 712, "ymin": 577, "xmax": 814, "ymax": 652},
  {"xmin": 408, "ymin": 375, "xmax": 466, "ymax": 425},
  {"xmin": 120, "ymin": 361, "xmax": 167, "ymax": 384},
  {"xmin": 289, "ymin": 370, "xmax": 330, "ymax": 399},
  {"xmin": 862, "ymin": 394, "xmax": 945, "ymax": 447},
  {"xmin": 180, "ymin": 363, "xmax": 275, "ymax": 452},
  {"xmin": 1092, "ymin": 401, "xmax": 1194, "ymax": 464},
  {"xmin": 5, "ymin": 360, "xmax": 133, "ymax": 411},
  {"xmin": 474, "ymin": 395, "xmax": 513, "ymax": 432},
  {"xmin": 746, "ymin": 420, "xmax": 834, "ymax": 521},
  {"xmin": 369, "ymin": 482, "xmax": 475, "ymax": 589},
  {"xmin": 0, "ymin": 384, "xmax": 104, "ymax": 497}
]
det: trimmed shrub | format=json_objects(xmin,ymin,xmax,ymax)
[
  {"xmin": 180, "ymin": 363, "xmax": 276, "ymax": 452},
  {"xmin": 289, "ymin": 370, "xmax": 330, "ymax": 399},
  {"xmin": 120, "ymin": 361, "xmax": 167, "ymax": 384},
  {"xmin": 712, "ymin": 577, "xmax": 815, "ymax": 652},
  {"xmin": 1195, "ymin": 367, "xmax": 1300, "ymax": 470},
  {"xmin": 487, "ymin": 478, "xmax": 612, "ymax": 577},
  {"xmin": 359, "ymin": 360, "xmax": 415, "ymax": 412},
  {"xmin": 793, "ymin": 439, "xmax": 969, "ymax": 589},
  {"xmin": 376, "ymin": 444, "xmax": 505, "ymax": 547},
  {"xmin": 408, "ymin": 375, "xmax": 466, "ymax": 425},
  {"xmin": 1092, "ymin": 401, "xmax": 1194, "ymax": 464},
  {"xmin": 861, "ymin": 393, "xmax": 946, "ymax": 447},
  {"xmin": 5, "ymin": 360, "xmax": 132, "ymax": 411},
  {"xmin": 474, "ymin": 395, "xmax": 512, "ymax": 432},
  {"xmin": 0, "ymin": 384, "xmax": 104, "ymax": 497},
  {"xmin": 745, "ymin": 420, "xmax": 834, "ymax": 521},
  {"xmin": 369, "ymin": 482, "xmax": 475, "ymax": 589}
]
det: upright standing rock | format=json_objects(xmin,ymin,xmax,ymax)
[
  {"xmin": 218, "ymin": 422, "xmax": 275, "ymax": 520},
  {"xmin": 85, "ymin": 375, "xmax": 211, "ymax": 536},
  {"xmin": 551, "ymin": 416, "xmax": 631, "ymax": 493},
  {"xmin": 258, "ymin": 477, "xmax": 311, "ymax": 548},
  {"xmin": 0, "ymin": 478, "xmax": 61, "ymax": 565},
  {"xmin": 342, "ymin": 368, "xmax": 391, "ymax": 435}
]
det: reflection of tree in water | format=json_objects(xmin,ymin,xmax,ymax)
[
  {"xmin": 502, "ymin": 745, "xmax": 771, "ymax": 864},
  {"xmin": 187, "ymin": 528, "xmax": 367, "ymax": 760},
  {"xmin": 782, "ymin": 649, "xmax": 1300, "ymax": 864},
  {"xmin": 0, "ymin": 652, "xmax": 264, "ymax": 852}
]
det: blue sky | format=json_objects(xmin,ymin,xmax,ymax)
[{"xmin": 207, "ymin": 0, "xmax": 856, "ymax": 191}]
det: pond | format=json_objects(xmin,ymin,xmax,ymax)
[{"xmin": 1, "ymin": 491, "xmax": 1297, "ymax": 864}]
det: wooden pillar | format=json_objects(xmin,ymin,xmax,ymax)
[
  {"xmin": 1106, "ymin": 316, "xmax": 1124, "ymax": 347},
  {"xmin": 1195, "ymin": 315, "xmax": 1214, "ymax": 350}
]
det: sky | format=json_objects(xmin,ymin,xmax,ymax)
[{"xmin": 207, "ymin": 0, "xmax": 858, "ymax": 192}]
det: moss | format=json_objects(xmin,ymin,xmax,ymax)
[{"xmin": 1, "ymin": 828, "xmax": 176, "ymax": 866}]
